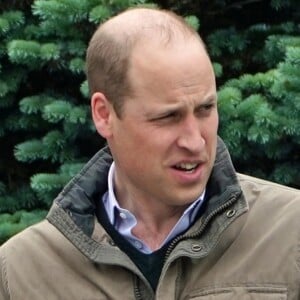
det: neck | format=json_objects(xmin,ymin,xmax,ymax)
[
  {"xmin": 114, "ymin": 172, "xmax": 188, "ymax": 251},
  {"xmin": 131, "ymin": 203, "xmax": 185, "ymax": 251}
]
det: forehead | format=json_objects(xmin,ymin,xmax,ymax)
[
  {"xmin": 120, "ymin": 39, "xmax": 217, "ymax": 119},
  {"xmin": 127, "ymin": 38, "xmax": 215, "ymax": 95}
]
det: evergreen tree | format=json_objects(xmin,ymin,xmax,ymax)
[
  {"xmin": 205, "ymin": 3, "xmax": 300, "ymax": 186},
  {"xmin": 0, "ymin": 0, "xmax": 299, "ymax": 243},
  {"xmin": 157, "ymin": 0, "xmax": 300, "ymax": 186},
  {"xmin": 0, "ymin": 0, "xmax": 157, "ymax": 243},
  {"xmin": 0, "ymin": 0, "xmax": 198, "ymax": 243},
  {"xmin": 217, "ymin": 41, "xmax": 300, "ymax": 185}
]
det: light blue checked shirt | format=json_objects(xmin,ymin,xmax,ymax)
[{"xmin": 102, "ymin": 162, "xmax": 205, "ymax": 254}]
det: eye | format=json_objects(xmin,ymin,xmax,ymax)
[
  {"xmin": 196, "ymin": 102, "xmax": 216, "ymax": 117},
  {"xmin": 161, "ymin": 112, "xmax": 177, "ymax": 119},
  {"xmin": 152, "ymin": 111, "xmax": 181, "ymax": 123},
  {"xmin": 204, "ymin": 103, "xmax": 215, "ymax": 110}
]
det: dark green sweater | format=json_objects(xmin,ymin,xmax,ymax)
[{"xmin": 97, "ymin": 201, "xmax": 169, "ymax": 290}]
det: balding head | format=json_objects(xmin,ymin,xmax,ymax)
[
  {"xmin": 99, "ymin": 8, "xmax": 202, "ymax": 46},
  {"xmin": 86, "ymin": 7, "xmax": 207, "ymax": 117}
]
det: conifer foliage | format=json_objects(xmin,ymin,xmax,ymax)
[
  {"xmin": 216, "ymin": 30, "xmax": 300, "ymax": 185},
  {"xmin": 0, "ymin": 0, "xmax": 299, "ymax": 243},
  {"xmin": 0, "ymin": 0, "xmax": 156, "ymax": 244}
]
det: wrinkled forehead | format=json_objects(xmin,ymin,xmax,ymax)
[{"xmin": 127, "ymin": 38, "xmax": 216, "ymax": 97}]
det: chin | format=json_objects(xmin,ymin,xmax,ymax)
[{"xmin": 174, "ymin": 189, "xmax": 205, "ymax": 206}]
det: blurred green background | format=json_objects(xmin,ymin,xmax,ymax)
[{"xmin": 0, "ymin": 0, "xmax": 299, "ymax": 244}]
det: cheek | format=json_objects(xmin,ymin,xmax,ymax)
[
  {"xmin": 206, "ymin": 114, "xmax": 219, "ymax": 137},
  {"xmin": 152, "ymin": 131, "xmax": 179, "ymax": 154},
  {"xmin": 137, "ymin": 126, "xmax": 177, "ymax": 149},
  {"xmin": 201, "ymin": 117, "xmax": 218, "ymax": 154}
]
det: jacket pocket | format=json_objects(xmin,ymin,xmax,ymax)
[{"xmin": 187, "ymin": 285, "xmax": 287, "ymax": 299}]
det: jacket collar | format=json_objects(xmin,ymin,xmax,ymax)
[{"xmin": 47, "ymin": 137, "xmax": 247, "ymax": 251}]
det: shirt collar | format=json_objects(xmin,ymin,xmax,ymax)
[{"xmin": 102, "ymin": 162, "xmax": 206, "ymax": 253}]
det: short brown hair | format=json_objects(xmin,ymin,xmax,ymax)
[{"xmin": 86, "ymin": 8, "xmax": 203, "ymax": 118}]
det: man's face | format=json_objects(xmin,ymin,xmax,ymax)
[{"xmin": 108, "ymin": 39, "xmax": 218, "ymax": 210}]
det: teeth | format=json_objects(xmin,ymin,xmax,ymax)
[{"xmin": 175, "ymin": 163, "xmax": 198, "ymax": 171}]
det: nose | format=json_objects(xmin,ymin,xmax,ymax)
[{"xmin": 176, "ymin": 115, "xmax": 205, "ymax": 153}]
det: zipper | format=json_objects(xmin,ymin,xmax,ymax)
[
  {"xmin": 134, "ymin": 190, "xmax": 241, "ymax": 299},
  {"xmin": 134, "ymin": 283, "xmax": 143, "ymax": 300},
  {"xmin": 164, "ymin": 191, "xmax": 241, "ymax": 262},
  {"xmin": 134, "ymin": 274, "xmax": 154, "ymax": 300}
]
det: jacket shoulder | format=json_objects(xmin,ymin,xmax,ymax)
[
  {"xmin": 0, "ymin": 221, "xmax": 53, "ymax": 299},
  {"xmin": 0, "ymin": 220, "xmax": 79, "ymax": 262},
  {"xmin": 237, "ymin": 173, "xmax": 300, "ymax": 200},
  {"xmin": 0, "ymin": 220, "xmax": 88, "ymax": 299},
  {"xmin": 237, "ymin": 172, "xmax": 300, "ymax": 224},
  {"xmin": 237, "ymin": 173, "xmax": 300, "ymax": 271},
  {"xmin": 1, "ymin": 220, "xmax": 61, "ymax": 248}
]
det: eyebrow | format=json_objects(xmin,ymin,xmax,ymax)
[
  {"xmin": 197, "ymin": 96, "xmax": 217, "ymax": 106},
  {"xmin": 145, "ymin": 95, "xmax": 217, "ymax": 119}
]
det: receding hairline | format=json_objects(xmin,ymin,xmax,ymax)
[
  {"xmin": 86, "ymin": 7, "xmax": 208, "ymax": 117},
  {"xmin": 98, "ymin": 7, "xmax": 205, "ymax": 48}
]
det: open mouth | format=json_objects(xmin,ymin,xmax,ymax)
[{"xmin": 173, "ymin": 162, "xmax": 199, "ymax": 173}]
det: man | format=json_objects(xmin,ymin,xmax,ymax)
[{"xmin": 0, "ymin": 7, "xmax": 299, "ymax": 300}]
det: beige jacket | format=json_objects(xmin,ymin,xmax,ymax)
[{"xmin": 0, "ymin": 139, "xmax": 299, "ymax": 299}]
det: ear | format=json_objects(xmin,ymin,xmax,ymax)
[{"xmin": 91, "ymin": 92, "xmax": 114, "ymax": 138}]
